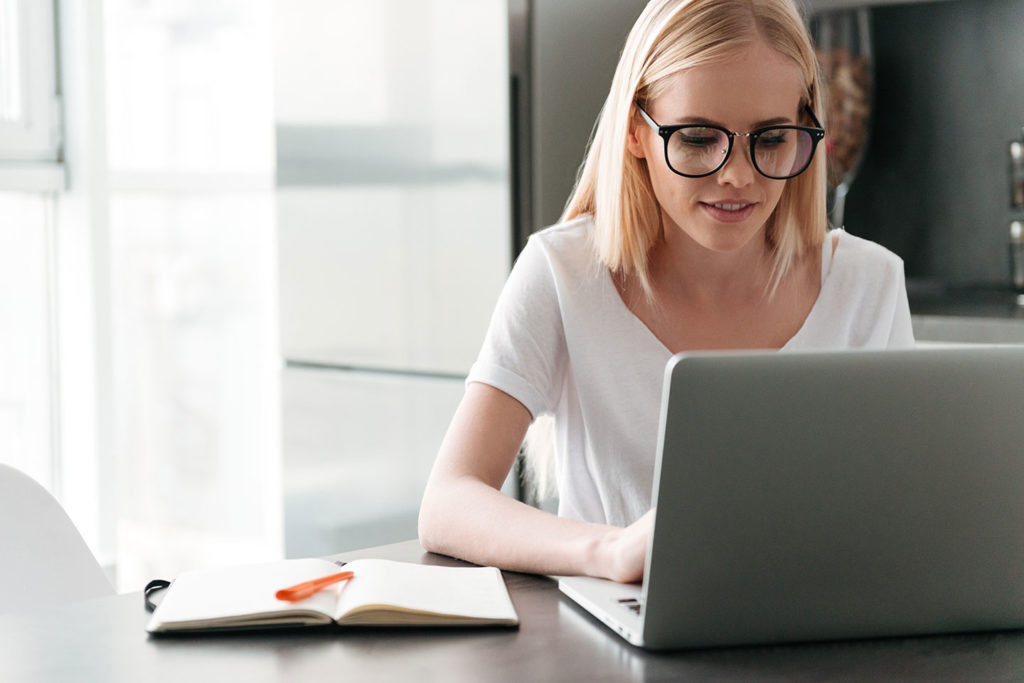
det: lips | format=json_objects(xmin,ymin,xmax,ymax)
[{"xmin": 700, "ymin": 200, "xmax": 758, "ymax": 223}]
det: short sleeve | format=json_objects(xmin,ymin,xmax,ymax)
[
  {"xmin": 787, "ymin": 231, "xmax": 919, "ymax": 350},
  {"xmin": 887, "ymin": 261, "xmax": 916, "ymax": 348},
  {"xmin": 466, "ymin": 235, "xmax": 567, "ymax": 419}
]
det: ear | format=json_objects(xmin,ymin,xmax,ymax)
[{"xmin": 626, "ymin": 108, "xmax": 648, "ymax": 160}]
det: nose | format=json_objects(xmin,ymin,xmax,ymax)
[{"xmin": 717, "ymin": 138, "xmax": 756, "ymax": 188}]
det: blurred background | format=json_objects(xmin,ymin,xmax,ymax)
[
  {"xmin": 2, "ymin": 0, "xmax": 1022, "ymax": 592},
  {"xmin": 1, "ymin": 0, "xmax": 278, "ymax": 591}
]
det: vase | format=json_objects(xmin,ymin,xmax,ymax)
[{"xmin": 809, "ymin": 8, "xmax": 873, "ymax": 229}]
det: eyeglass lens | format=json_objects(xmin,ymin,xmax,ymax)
[{"xmin": 666, "ymin": 126, "xmax": 815, "ymax": 178}]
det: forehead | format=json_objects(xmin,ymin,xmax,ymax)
[{"xmin": 650, "ymin": 41, "xmax": 806, "ymax": 126}]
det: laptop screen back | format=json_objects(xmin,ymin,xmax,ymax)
[{"xmin": 640, "ymin": 347, "xmax": 1024, "ymax": 650}]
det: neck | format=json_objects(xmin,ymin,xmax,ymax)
[{"xmin": 651, "ymin": 222, "xmax": 773, "ymax": 304}]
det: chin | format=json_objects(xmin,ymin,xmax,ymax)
[{"xmin": 689, "ymin": 223, "xmax": 765, "ymax": 253}]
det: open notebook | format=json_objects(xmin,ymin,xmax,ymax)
[{"xmin": 146, "ymin": 557, "xmax": 518, "ymax": 634}]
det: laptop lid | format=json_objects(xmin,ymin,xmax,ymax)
[{"xmin": 635, "ymin": 346, "xmax": 1024, "ymax": 650}]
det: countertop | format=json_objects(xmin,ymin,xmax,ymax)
[
  {"xmin": 907, "ymin": 279, "xmax": 1024, "ymax": 321},
  {"xmin": 5, "ymin": 540, "xmax": 1024, "ymax": 682}
]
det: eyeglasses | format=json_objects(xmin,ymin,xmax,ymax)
[{"xmin": 635, "ymin": 104, "xmax": 825, "ymax": 180}]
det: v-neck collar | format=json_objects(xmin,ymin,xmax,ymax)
[{"xmin": 602, "ymin": 230, "xmax": 842, "ymax": 355}]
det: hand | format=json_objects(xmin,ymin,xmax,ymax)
[{"xmin": 601, "ymin": 509, "xmax": 654, "ymax": 584}]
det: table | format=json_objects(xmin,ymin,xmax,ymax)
[{"xmin": 3, "ymin": 540, "xmax": 1024, "ymax": 682}]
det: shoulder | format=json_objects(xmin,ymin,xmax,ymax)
[
  {"xmin": 831, "ymin": 229, "xmax": 904, "ymax": 273},
  {"xmin": 515, "ymin": 214, "xmax": 601, "ymax": 285},
  {"xmin": 524, "ymin": 215, "xmax": 596, "ymax": 262},
  {"xmin": 826, "ymin": 229, "xmax": 906, "ymax": 290},
  {"xmin": 810, "ymin": 230, "xmax": 913, "ymax": 348},
  {"xmin": 819, "ymin": 229, "xmax": 909, "ymax": 319},
  {"xmin": 496, "ymin": 215, "xmax": 599, "ymax": 310}
]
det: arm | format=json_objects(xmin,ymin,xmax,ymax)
[{"xmin": 418, "ymin": 381, "xmax": 650, "ymax": 582}]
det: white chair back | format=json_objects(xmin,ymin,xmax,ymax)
[{"xmin": 0, "ymin": 464, "xmax": 113, "ymax": 613}]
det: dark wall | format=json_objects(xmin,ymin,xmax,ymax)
[{"xmin": 843, "ymin": 0, "xmax": 1024, "ymax": 287}]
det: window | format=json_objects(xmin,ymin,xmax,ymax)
[
  {"xmin": 0, "ymin": 0, "xmax": 279, "ymax": 591},
  {"xmin": 0, "ymin": 0, "xmax": 62, "ymax": 180},
  {"xmin": 0, "ymin": 0, "xmax": 60, "ymax": 495},
  {"xmin": 0, "ymin": 193, "xmax": 54, "ymax": 488},
  {"xmin": 104, "ymin": 0, "xmax": 279, "ymax": 590}
]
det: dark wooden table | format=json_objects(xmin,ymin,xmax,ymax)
[{"xmin": 2, "ymin": 539, "xmax": 1023, "ymax": 682}]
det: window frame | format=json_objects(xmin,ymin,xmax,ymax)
[{"xmin": 0, "ymin": 0, "xmax": 63, "ymax": 189}]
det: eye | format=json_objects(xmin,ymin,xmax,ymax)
[
  {"xmin": 675, "ymin": 127, "xmax": 720, "ymax": 147},
  {"xmin": 758, "ymin": 129, "xmax": 791, "ymax": 146}
]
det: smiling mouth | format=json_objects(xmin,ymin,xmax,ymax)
[
  {"xmin": 706, "ymin": 202, "xmax": 753, "ymax": 211},
  {"xmin": 700, "ymin": 201, "xmax": 758, "ymax": 223}
]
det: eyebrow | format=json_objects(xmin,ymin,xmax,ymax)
[{"xmin": 669, "ymin": 115, "xmax": 794, "ymax": 128}]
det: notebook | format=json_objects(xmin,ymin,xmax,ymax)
[
  {"xmin": 146, "ymin": 557, "xmax": 518, "ymax": 634},
  {"xmin": 559, "ymin": 346, "xmax": 1024, "ymax": 650}
]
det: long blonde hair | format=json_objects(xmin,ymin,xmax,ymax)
[{"xmin": 562, "ymin": 0, "xmax": 827, "ymax": 299}]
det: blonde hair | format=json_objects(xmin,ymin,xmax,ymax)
[{"xmin": 562, "ymin": 0, "xmax": 827, "ymax": 298}]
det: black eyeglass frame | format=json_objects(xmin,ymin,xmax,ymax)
[{"xmin": 635, "ymin": 104, "xmax": 826, "ymax": 180}]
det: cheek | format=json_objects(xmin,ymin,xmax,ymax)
[
  {"xmin": 765, "ymin": 181, "xmax": 788, "ymax": 212},
  {"xmin": 644, "ymin": 152, "xmax": 697, "ymax": 199},
  {"xmin": 647, "ymin": 165, "xmax": 695, "ymax": 214}
]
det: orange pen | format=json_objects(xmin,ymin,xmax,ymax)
[{"xmin": 275, "ymin": 570, "xmax": 354, "ymax": 602}]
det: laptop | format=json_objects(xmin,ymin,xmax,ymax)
[{"xmin": 558, "ymin": 346, "xmax": 1024, "ymax": 650}]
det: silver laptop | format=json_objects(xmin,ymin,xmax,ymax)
[{"xmin": 559, "ymin": 347, "xmax": 1024, "ymax": 650}]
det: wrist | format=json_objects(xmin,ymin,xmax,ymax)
[{"xmin": 580, "ymin": 523, "xmax": 623, "ymax": 580}]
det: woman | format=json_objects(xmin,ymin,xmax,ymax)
[{"xmin": 418, "ymin": 0, "xmax": 914, "ymax": 583}]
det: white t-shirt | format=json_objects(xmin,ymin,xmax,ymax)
[{"xmin": 466, "ymin": 215, "xmax": 915, "ymax": 527}]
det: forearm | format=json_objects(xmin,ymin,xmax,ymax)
[
  {"xmin": 419, "ymin": 474, "xmax": 623, "ymax": 579},
  {"xmin": 419, "ymin": 382, "xmax": 645, "ymax": 582}
]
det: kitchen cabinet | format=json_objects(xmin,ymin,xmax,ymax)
[
  {"xmin": 913, "ymin": 315, "xmax": 1024, "ymax": 345},
  {"xmin": 909, "ymin": 283, "xmax": 1024, "ymax": 344},
  {"xmin": 282, "ymin": 367, "xmax": 463, "ymax": 558},
  {"xmin": 807, "ymin": 0, "xmax": 954, "ymax": 11},
  {"xmin": 274, "ymin": 0, "xmax": 512, "ymax": 558}
]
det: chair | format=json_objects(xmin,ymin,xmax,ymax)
[{"xmin": 0, "ymin": 464, "xmax": 113, "ymax": 614}]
